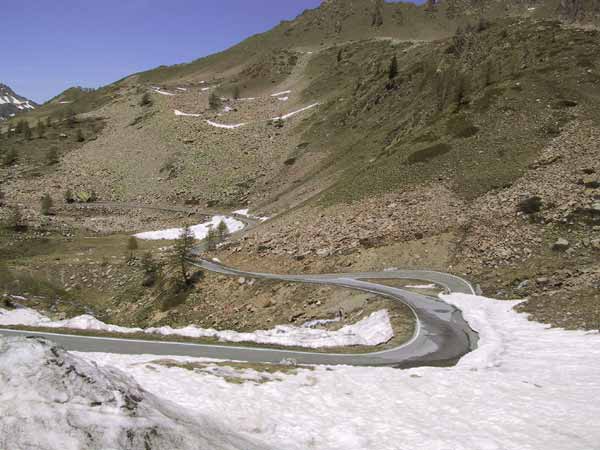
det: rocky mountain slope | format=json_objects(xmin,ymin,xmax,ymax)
[
  {"xmin": 0, "ymin": 83, "xmax": 36, "ymax": 120},
  {"xmin": 0, "ymin": 336, "xmax": 270, "ymax": 450},
  {"xmin": 0, "ymin": 0, "xmax": 598, "ymax": 337}
]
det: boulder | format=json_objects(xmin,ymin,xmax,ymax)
[{"xmin": 552, "ymin": 238, "xmax": 570, "ymax": 252}]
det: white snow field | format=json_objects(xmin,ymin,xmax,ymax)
[
  {"xmin": 134, "ymin": 215, "xmax": 245, "ymax": 240},
  {"xmin": 80, "ymin": 293, "xmax": 600, "ymax": 450},
  {"xmin": 0, "ymin": 337, "xmax": 269, "ymax": 450},
  {"xmin": 0, "ymin": 306, "xmax": 394, "ymax": 348}
]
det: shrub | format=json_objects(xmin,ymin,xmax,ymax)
[
  {"xmin": 75, "ymin": 129, "xmax": 85, "ymax": 142},
  {"xmin": 40, "ymin": 194, "xmax": 53, "ymax": 216},
  {"xmin": 127, "ymin": 236, "xmax": 139, "ymax": 260},
  {"xmin": 3, "ymin": 148, "xmax": 18, "ymax": 167},
  {"xmin": 518, "ymin": 196, "xmax": 543, "ymax": 214},
  {"xmin": 46, "ymin": 147, "xmax": 59, "ymax": 165},
  {"xmin": 209, "ymin": 92, "xmax": 222, "ymax": 110},
  {"xmin": 64, "ymin": 189, "xmax": 74, "ymax": 203},
  {"xmin": 140, "ymin": 92, "xmax": 152, "ymax": 107}
]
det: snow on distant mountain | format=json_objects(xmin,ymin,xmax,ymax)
[{"xmin": 0, "ymin": 83, "xmax": 37, "ymax": 120}]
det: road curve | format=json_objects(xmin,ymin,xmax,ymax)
[
  {"xmin": 0, "ymin": 258, "xmax": 478, "ymax": 367},
  {"xmin": 0, "ymin": 203, "xmax": 478, "ymax": 367}
]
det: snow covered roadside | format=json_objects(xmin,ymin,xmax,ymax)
[
  {"xmin": 134, "ymin": 215, "xmax": 245, "ymax": 241},
  {"xmin": 0, "ymin": 306, "xmax": 394, "ymax": 349},
  {"xmin": 405, "ymin": 284, "xmax": 437, "ymax": 289},
  {"xmin": 147, "ymin": 310, "xmax": 393, "ymax": 348},
  {"xmin": 81, "ymin": 293, "xmax": 600, "ymax": 450}
]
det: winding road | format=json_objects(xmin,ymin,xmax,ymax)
[{"xmin": 0, "ymin": 206, "xmax": 479, "ymax": 367}]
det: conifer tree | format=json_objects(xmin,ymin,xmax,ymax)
[
  {"xmin": 170, "ymin": 225, "xmax": 195, "ymax": 285},
  {"xmin": 389, "ymin": 55, "xmax": 399, "ymax": 80},
  {"xmin": 217, "ymin": 220, "xmax": 229, "ymax": 242}
]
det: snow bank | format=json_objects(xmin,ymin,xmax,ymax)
[
  {"xmin": 0, "ymin": 306, "xmax": 393, "ymax": 349},
  {"xmin": 148, "ymin": 310, "xmax": 393, "ymax": 348},
  {"xmin": 277, "ymin": 96, "xmax": 289, "ymax": 101},
  {"xmin": 83, "ymin": 293, "xmax": 600, "ymax": 450},
  {"xmin": 0, "ymin": 337, "xmax": 268, "ymax": 450},
  {"xmin": 206, "ymin": 120, "xmax": 246, "ymax": 129},
  {"xmin": 271, "ymin": 90, "xmax": 292, "ymax": 97},
  {"xmin": 135, "ymin": 215, "xmax": 245, "ymax": 241}
]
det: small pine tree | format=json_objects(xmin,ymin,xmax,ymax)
[
  {"xmin": 206, "ymin": 228, "xmax": 219, "ymax": 251},
  {"xmin": 46, "ymin": 116, "xmax": 53, "ymax": 128},
  {"xmin": 140, "ymin": 92, "xmax": 152, "ymax": 107},
  {"xmin": 171, "ymin": 225, "xmax": 195, "ymax": 285},
  {"xmin": 40, "ymin": 194, "xmax": 53, "ymax": 216},
  {"xmin": 209, "ymin": 92, "xmax": 222, "ymax": 110},
  {"xmin": 217, "ymin": 220, "xmax": 229, "ymax": 242},
  {"xmin": 337, "ymin": 48, "xmax": 343, "ymax": 63},
  {"xmin": 127, "ymin": 236, "xmax": 139, "ymax": 260},
  {"xmin": 233, "ymin": 86, "xmax": 241, "ymax": 100},
  {"xmin": 389, "ymin": 55, "xmax": 399, "ymax": 80},
  {"xmin": 46, "ymin": 147, "xmax": 59, "ymax": 165},
  {"xmin": 76, "ymin": 129, "xmax": 85, "ymax": 142}
]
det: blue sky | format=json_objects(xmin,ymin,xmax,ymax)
[{"xmin": 5, "ymin": 1, "xmax": 420, "ymax": 103}]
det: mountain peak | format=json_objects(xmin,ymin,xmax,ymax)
[{"xmin": 0, "ymin": 83, "xmax": 36, "ymax": 121}]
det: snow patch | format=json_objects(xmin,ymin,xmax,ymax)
[
  {"xmin": 206, "ymin": 120, "xmax": 246, "ymax": 129},
  {"xmin": 0, "ymin": 305, "xmax": 393, "ymax": 349},
  {"xmin": 233, "ymin": 209, "xmax": 270, "ymax": 222},
  {"xmin": 405, "ymin": 284, "xmax": 437, "ymax": 289},
  {"xmin": 152, "ymin": 89, "xmax": 175, "ymax": 96},
  {"xmin": 271, "ymin": 103, "xmax": 319, "ymax": 121},
  {"xmin": 271, "ymin": 90, "xmax": 292, "ymax": 97},
  {"xmin": 0, "ymin": 337, "xmax": 268, "ymax": 450},
  {"xmin": 135, "ymin": 215, "xmax": 245, "ymax": 241},
  {"xmin": 174, "ymin": 109, "xmax": 201, "ymax": 117}
]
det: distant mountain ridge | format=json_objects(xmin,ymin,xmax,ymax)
[{"xmin": 0, "ymin": 84, "xmax": 37, "ymax": 120}]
